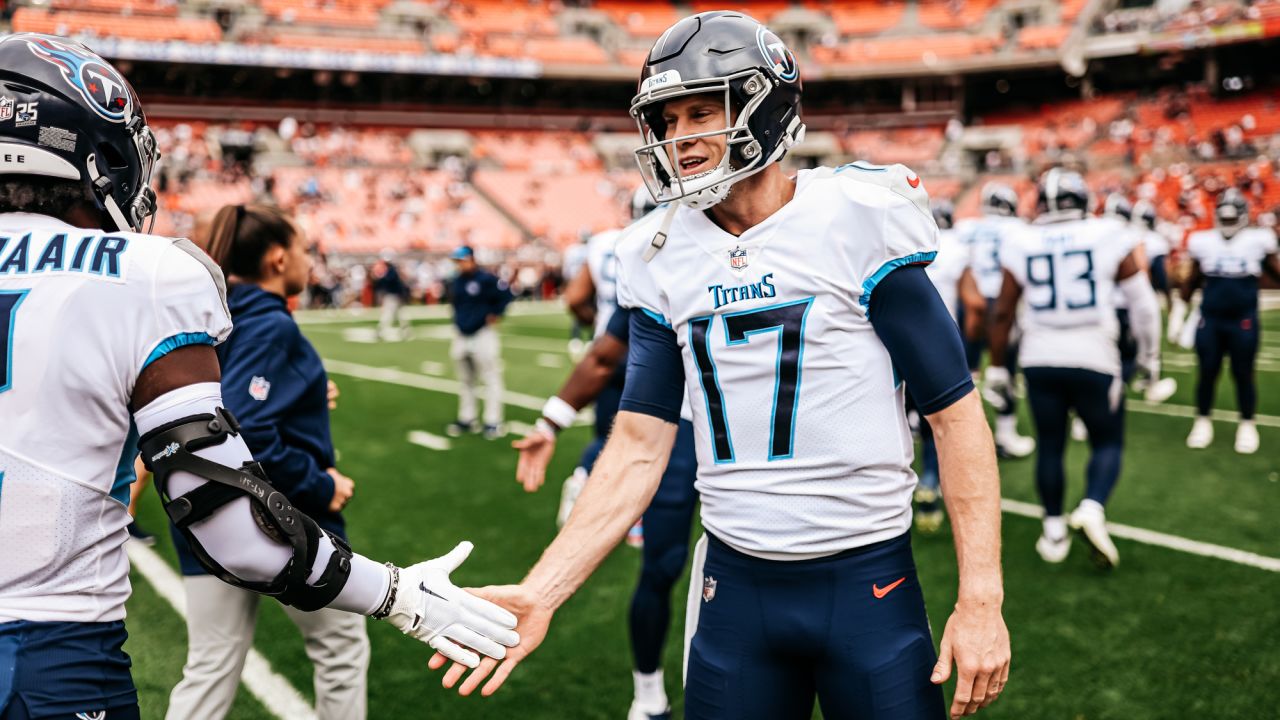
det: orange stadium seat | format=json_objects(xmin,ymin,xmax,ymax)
[
  {"xmin": 815, "ymin": 1, "xmax": 906, "ymax": 36},
  {"xmin": 917, "ymin": 0, "xmax": 997, "ymax": 31},
  {"xmin": 688, "ymin": 1, "xmax": 789, "ymax": 22},
  {"xmin": 473, "ymin": 168, "xmax": 629, "ymax": 247},
  {"xmin": 258, "ymin": 0, "xmax": 380, "ymax": 28},
  {"xmin": 1017, "ymin": 25, "xmax": 1070, "ymax": 51},
  {"xmin": 12, "ymin": 7, "xmax": 222, "ymax": 42},
  {"xmin": 524, "ymin": 36, "xmax": 611, "ymax": 65},
  {"xmin": 834, "ymin": 33, "xmax": 1001, "ymax": 64},
  {"xmin": 51, "ymin": 0, "xmax": 177, "ymax": 17},
  {"xmin": 449, "ymin": 0, "xmax": 558, "ymax": 37},
  {"xmin": 596, "ymin": 0, "xmax": 680, "ymax": 38},
  {"xmin": 843, "ymin": 126, "xmax": 946, "ymax": 167}
]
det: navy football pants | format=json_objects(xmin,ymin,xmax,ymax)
[
  {"xmin": 582, "ymin": 413, "xmax": 699, "ymax": 674},
  {"xmin": 1195, "ymin": 313, "xmax": 1258, "ymax": 420},
  {"xmin": 1024, "ymin": 367, "xmax": 1125, "ymax": 517},
  {"xmin": 0, "ymin": 621, "xmax": 139, "ymax": 720},
  {"xmin": 685, "ymin": 532, "xmax": 945, "ymax": 720}
]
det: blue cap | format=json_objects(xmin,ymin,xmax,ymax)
[{"xmin": 450, "ymin": 246, "xmax": 475, "ymax": 260}]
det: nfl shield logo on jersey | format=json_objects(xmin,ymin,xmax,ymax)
[
  {"xmin": 0, "ymin": 96, "xmax": 13, "ymax": 122},
  {"xmin": 702, "ymin": 575, "xmax": 717, "ymax": 602},
  {"xmin": 728, "ymin": 246, "xmax": 749, "ymax": 270},
  {"xmin": 248, "ymin": 376, "xmax": 271, "ymax": 402}
]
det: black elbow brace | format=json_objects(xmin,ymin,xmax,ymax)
[{"xmin": 138, "ymin": 407, "xmax": 352, "ymax": 611}]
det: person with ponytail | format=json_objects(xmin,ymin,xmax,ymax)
[{"xmin": 166, "ymin": 204, "xmax": 369, "ymax": 720}]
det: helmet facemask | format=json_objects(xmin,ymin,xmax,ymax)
[{"xmin": 632, "ymin": 69, "xmax": 798, "ymax": 210}]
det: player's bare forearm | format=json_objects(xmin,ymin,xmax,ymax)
[
  {"xmin": 523, "ymin": 411, "xmax": 675, "ymax": 610},
  {"xmin": 929, "ymin": 390, "xmax": 1003, "ymax": 604},
  {"xmin": 959, "ymin": 270, "xmax": 986, "ymax": 342},
  {"xmin": 1179, "ymin": 259, "xmax": 1201, "ymax": 303},
  {"xmin": 987, "ymin": 271, "xmax": 1020, "ymax": 369},
  {"xmin": 562, "ymin": 268, "xmax": 596, "ymax": 326},
  {"xmin": 558, "ymin": 334, "xmax": 628, "ymax": 410}
]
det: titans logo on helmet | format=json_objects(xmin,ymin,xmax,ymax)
[
  {"xmin": 21, "ymin": 36, "xmax": 132, "ymax": 123},
  {"xmin": 756, "ymin": 25, "xmax": 798, "ymax": 83}
]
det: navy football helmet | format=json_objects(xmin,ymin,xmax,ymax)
[
  {"xmin": 1133, "ymin": 199, "xmax": 1158, "ymax": 230},
  {"xmin": 1215, "ymin": 188, "xmax": 1249, "ymax": 237},
  {"xmin": 0, "ymin": 34, "xmax": 158, "ymax": 232},
  {"xmin": 979, "ymin": 182, "xmax": 1019, "ymax": 217},
  {"xmin": 631, "ymin": 11, "xmax": 806, "ymax": 209},
  {"xmin": 1102, "ymin": 192, "xmax": 1132, "ymax": 221},
  {"xmin": 931, "ymin": 200, "xmax": 954, "ymax": 230},
  {"xmin": 1036, "ymin": 168, "xmax": 1091, "ymax": 217}
]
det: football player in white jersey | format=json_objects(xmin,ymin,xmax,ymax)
[
  {"xmin": 918, "ymin": 201, "xmax": 986, "ymax": 533},
  {"xmin": 0, "ymin": 35, "xmax": 516, "ymax": 719},
  {"xmin": 986, "ymin": 169, "xmax": 1162, "ymax": 569},
  {"xmin": 955, "ymin": 183, "xmax": 1037, "ymax": 458},
  {"xmin": 431, "ymin": 13, "xmax": 1010, "ymax": 720},
  {"xmin": 1181, "ymin": 189, "xmax": 1280, "ymax": 454}
]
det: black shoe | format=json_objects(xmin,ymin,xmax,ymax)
[{"xmin": 127, "ymin": 521, "xmax": 156, "ymax": 546}]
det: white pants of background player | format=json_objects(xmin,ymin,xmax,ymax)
[
  {"xmin": 379, "ymin": 294, "xmax": 407, "ymax": 339},
  {"xmin": 165, "ymin": 575, "xmax": 370, "ymax": 720},
  {"xmin": 450, "ymin": 325, "xmax": 505, "ymax": 427}
]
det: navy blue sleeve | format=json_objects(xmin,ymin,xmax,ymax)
[
  {"xmin": 618, "ymin": 309, "xmax": 684, "ymax": 423},
  {"xmin": 489, "ymin": 274, "xmax": 514, "ymax": 316},
  {"xmin": 869, "ymin": 265, "xmax": 975, "ymax": 415},
  {"xmin": 605, "ymin": 304, "xmax": 631, "ymax": 343}
]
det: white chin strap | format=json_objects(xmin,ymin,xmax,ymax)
[{"xmin": 675, "ymin": 167, "xmax": 733, "ymax": 210}]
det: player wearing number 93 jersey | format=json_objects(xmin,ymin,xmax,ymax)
[
  {"xmin": 987, "ymin": 168, "xmax": 1161, "ymax": 570},
  {"xmin": 432, "ymin": 13, "xmax": 1011, "ymax": 720}
]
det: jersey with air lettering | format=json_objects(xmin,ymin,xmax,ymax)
[
  {"xmin": 0, "ymin": 212, "xmax": 232, "ymax": 623},
  {"xmin": 999, "ymin": 215, "xmax": 1132, "ymax": 376},
  {"xmin": 1187, "ymin": 227, "xmax": 1278, "ymax": 318},
  {"xmin": 956, "ymin": 214, "xmax": 1028, "ymax": 300},
  {"xmin": 585, "ymin": 228, "xmax": 621, "ymax": 338},
  {"xmin": 615, "ymin": 163, "xmax": 937, "ymax": 558},
  {"xmin": 925, "ymin": 227, "xmax": 972, "ymax": 322}
]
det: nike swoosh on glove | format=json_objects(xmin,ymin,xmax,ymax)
[{"xmin": 383, "ymin": 541, "xmax": 519, "ymax": 667}]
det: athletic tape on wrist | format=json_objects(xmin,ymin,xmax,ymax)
[{"xmin": 541, "ymin": 395, "xmax": 577, "ymax": 429}]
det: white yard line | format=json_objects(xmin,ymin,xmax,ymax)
[
  {"xmin": 1129, "ymin": 398, "xmax": 1280, "ymax": 428},
  {"xmin": 125, "ymin": 542, "xmax": 318, "ymax": 720},
  {"xmin": 536, "ymin": 353, "xmax": 565, "ymax": 368},
  {"xmin": 1000, "ymin": 499, "xmax": 1280, "ymax": 573},
  {"xmin": 407, "ymin": 430, "xmax": 452, "ymax": 451}
]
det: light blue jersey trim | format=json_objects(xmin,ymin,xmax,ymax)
[
  {"xmin": 110, "ymin": 421, "xmax": 139, "ymax": 506},
  {"xmin": 859, "ymin": 252, "xmax": 938, "ymax": 313},
  {"xmin": 142, "ymin": 332, "xmax": 217, "ymax": 370},
  {"xmin": 639, "ymin": 308, "xmax": 672, "ymax": 329}
]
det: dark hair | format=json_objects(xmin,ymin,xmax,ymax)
[
  {"xmin": 0, "ymin": 176, "xmax": 99, "ymax": 220},
  {"xmin": 206, "ymin": 204, "xmax": 296, "ymax": 280}
]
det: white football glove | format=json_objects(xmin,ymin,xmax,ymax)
[
  {"xmin": 381, "ymin": 542, "xmax": 519, "ymax": 668},
  {"xmin": 982, "ymin": 365, "xmax": 1013, "ymax": 412}
]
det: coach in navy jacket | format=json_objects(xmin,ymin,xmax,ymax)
[{"xmin": 173, "ymin": 283, "xmax": 343, "ymax": 574}]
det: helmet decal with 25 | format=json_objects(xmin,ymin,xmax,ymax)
[
  {"xmin": 0, "ymin": 33, "xmax": 159, "ymax": 233},
  {"xmin": 631, "ymin": 12, "xmax": 806, "ymax": 210}
]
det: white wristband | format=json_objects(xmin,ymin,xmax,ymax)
[{"xmin": 541, "ymin": 395, "xmax": 577, "ymax": 429}]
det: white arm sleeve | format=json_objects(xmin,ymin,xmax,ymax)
[
  {"xmin": 1118, "ymin": 272, "xmax": 1160, "ymax": 367},
  {"xmin": 133, "ymin": 382, "xmax": 390, "ymax": 615}
]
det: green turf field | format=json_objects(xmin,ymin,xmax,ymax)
[{"xmin": 125, "ymin": 303, "xmax": 1280, "ymax": 719}]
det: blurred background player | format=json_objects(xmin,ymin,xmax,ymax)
[
  {"xmin": 373, "ymin": 250, "xmax": 411, "ymax": 341},
  {"xmin": 1181, "ymin": 188, "xmax": 1280, "ymax": 454},
  {"xmin": 957, "ymin": 182, "xmax": 1037, "ymax": 458},
  {"xmin": 918, "ymin": 199, "xmax": 986, "ymax": 532},
  {"xmin": 561, "ymin": 236, "xmax": 592, "ymax": 356},
  {"xmin": 165, "ymin": 204, "xmax": 367, "ymax": 720},
  {"xmin": 512, "ymin": 302, "xmax": 697, "ymax": 720},
  {"xmin": 0, "ymin": 35, "xmax": 516, "ymax": 720},
  {"xmin": 988, "ymin": 168, "xmax": 1161, "ymax": 569},
  {"xmin": 447, "ymin": 245, "xmax": 513, "ymax": 440}
]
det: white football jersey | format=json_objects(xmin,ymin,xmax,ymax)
[
  {"xmin": 1141, "ymin": 227, "xmax": 1171, "ymax": 258},
  {"xmin": 1186, "ymin": 227, "xmax": 1278, "ymax": 278},
  {"xmin": 584, "ymin": 228, "xmax": 621, "ymax": 338},
  {"xmin": 1000, "ymin": 215, "xmax": 1132, "ymax": 376},
  {"xmin": 956, "ymin": 214, "xmax": 1028, "ymax": 300},
  {"xmin": 926, "ymin": 227, "xmax": 972, "ymax": 322},
  {"xmin": 0, "ymin": 213, "xmax": 231, "ymax": 623},
  {"xmin": 616, "ymin": 164, "xmax": 937, "ymax": 558}
]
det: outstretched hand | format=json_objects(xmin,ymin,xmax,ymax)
[
  {"xmin": 427, "ymin": 583, "xmax": 552, "ymax": 697},
  {"xmin": 512, "ymin": 431, "xmax": 556, "ymax": 492}
]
